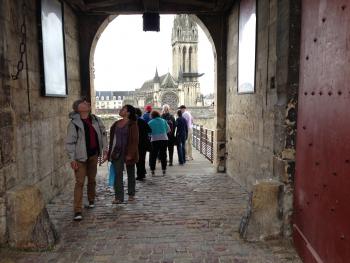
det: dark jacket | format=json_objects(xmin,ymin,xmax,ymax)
[
  {"xmin": 175, "ymin": 116, "xmax": 188, "ymax": 141},
  {"xmin": 161, "ymin": 112, "xmax": 176, "ymax": 145},
  {"xmin": 107, "ymin": 120, "xmax": 139, "ymax": 165},
  {"xmin": 137, "ymin": 117, "xmax": 151, "ymax": 151}
]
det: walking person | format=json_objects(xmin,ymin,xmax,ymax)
[
  {"xmin": 105, "ymin": 105, "xmax": 139, "ymax": 204},
  {"xmin": 161, "ymin": 104, "xmax": 176, "ymax": 166},
  {"xmin": 179, "ymin": 105, "xmax": 194, "ymax": 161},
  {"xmin": 148, "ymin": 110, "xmax": 170, "ymax": 176},
  {"xmin": 135, "ymin": 108, "xmax": 151, "ymax": 181},
  {"xmin": 175, "ymin": 109, "xmax": 188, "ymax": 165},
  {"xmin": 65, "ymin": 98, "xmax": 108, "ymax": 221}
]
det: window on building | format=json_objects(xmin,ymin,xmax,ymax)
[
  {"xmin": 182, "ymin": 46, "xmax": 186, "ymax": 72},
  {"xmin": 101, "ymin": 96, "xmax": 104, "ymax": 100},
  {"xmin": 96, "ymin": 96, "xmax": 99, "ymax": 101},
  {"xmin": 189, "ymin": 46, "xmax": 192, "ymax": 72}
]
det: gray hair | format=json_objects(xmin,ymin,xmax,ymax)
[
  {"xmin": 72, "ymin": 98, "xmax": 86, "ymax": 112},
  {"xmin": 162, "ymin": 104, "xmax": 170, "ymax": 113}
]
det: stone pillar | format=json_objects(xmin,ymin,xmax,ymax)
[{"xmin": 197, "ymin": 14, "xmax": 227, "ymax": 172}]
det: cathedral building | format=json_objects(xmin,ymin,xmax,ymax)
[{"xmin": 134, "ymin": 14, "xmax": 204, "ymax": 111}]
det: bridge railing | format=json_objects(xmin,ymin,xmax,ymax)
[{"xmin": 192, "ymin": 124, "xmax": 214, "ymax": 163}]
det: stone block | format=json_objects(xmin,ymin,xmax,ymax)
[
  {"xmin": 281, "ymin": 148, "xmax": 295, "ymax": 160},
  {"xmin": 2, "ymin": 163, "xmax": 17, "ymax": 191},
  {"xmin": 239, "ymin": 180, "xmax": 283, "ymax": 241},
  {"xmin": 0, "ymin": 197, "xmax": 6, "ymax": 244},
  {"xmin": 0, "ymin": 126, "xmax": 14, "ymax": 166},
  {"xmin": 6, "ymin": 185, "xmax": 58, "ymax": 249},
  {"xmin": 0, "ymin": 168, "xmax": 6, "ymax": 194}
]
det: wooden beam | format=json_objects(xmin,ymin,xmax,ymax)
[
  {"xmin": 143, "ymin": 0, "xmax": 160, "ymax": 12},
  {"xmin": 64, "ymin": 0, "xmax": 87, "ymax": 12}
]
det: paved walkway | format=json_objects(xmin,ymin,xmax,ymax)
[{"xmin": 1, "ymin": 150, "xmax": 301, "ymax": 263}]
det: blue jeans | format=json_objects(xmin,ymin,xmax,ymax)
[{"xmin": 177, "ymin": 137, "xmax": 186, "ymax": 164}]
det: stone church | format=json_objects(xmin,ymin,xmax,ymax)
[{"xmin": 134, "ymin": 14, "xmax": 204, "ymax": 111}]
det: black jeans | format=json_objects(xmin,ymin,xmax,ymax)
[
  {"xmin": 167, "ymin": 142, "xmax": 174, "ymax": 164},
  {"xmin": 150, "ymin": 140, "xmax": 168, "ymax": 171},
  {"xmin": 136, "ymin": 147, "xmax": 147, "ymax": 179}
]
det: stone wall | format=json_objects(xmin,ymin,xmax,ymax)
[
  {"xmin": 226, "ymin": 0, "xmax": 300, "ymax": 237},
  {"xmin": 226, "ymin": 0, "xmax": 278, "ymax": 188},
  {"xmin": 0, "ymin": 0, "xmax": 81, "ymax": 245}
]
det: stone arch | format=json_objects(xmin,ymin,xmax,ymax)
[
  {"xmin": 89, "ymin": 14, "xmax": 225, "ymax": 170},
  {"xmin": 88, "ymin": 15, "xmax": 117, "ymax": 111}
]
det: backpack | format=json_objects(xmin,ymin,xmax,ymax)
[{"xmin": 165, "ymin": 116, "xmax": 174, "ymax": 135}]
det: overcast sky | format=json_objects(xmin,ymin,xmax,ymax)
[{"xmin": 93, "ymin": 15, "xmax": 214, "ymax": 95}]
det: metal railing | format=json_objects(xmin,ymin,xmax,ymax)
[{"xmin": 192, "ymin": 124, "xmax": 214, "ymax": 163}]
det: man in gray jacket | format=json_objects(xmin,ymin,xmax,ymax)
[{"xmin": 65, "ymin": 98, "xmax": 107, "ymax": 221}]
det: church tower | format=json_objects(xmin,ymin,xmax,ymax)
[
  {"xmin": 171, "ymin": 15, "xmax": 203, "ymax": 106},
  {"xmin": 171, "ymin": 15, "xmax": 199, "ymax": 80}
]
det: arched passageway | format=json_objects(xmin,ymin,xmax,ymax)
[{"xmin": 82, "ymin": 12, "xmax": 226, "ymax": 172}]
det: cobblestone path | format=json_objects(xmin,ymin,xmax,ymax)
[{"xmin": 1, "ymin": 151, "xmax": 301, "ymax": 263}]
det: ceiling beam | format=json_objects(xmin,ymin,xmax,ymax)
[
  {"xmin": 143, "ymin": 0, "xmax": 160, "ymax": 12},
  {"xmin": 64, "ymin": 0, "xmax": 87, "ymax": 12}
]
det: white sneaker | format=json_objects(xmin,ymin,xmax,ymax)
[{"xmin": 74, "ymin": 212, "xmax": 82, "ymax": 221}]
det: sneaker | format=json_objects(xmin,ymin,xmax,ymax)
[
  {"xmin": 162, "ymin": 170, "xmax": 166, "ymax": 176},
  {"xmin": 88, "ymin": 202, "xmax": 95, "ymax": 208},
  {"xmin": 73, "ymin": 212, "xmax": 82, "ymax": 221}
]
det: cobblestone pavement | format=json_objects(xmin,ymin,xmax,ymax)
[{"xmin": 1, "ymin": 150, "xmax": 301, "ymax": 263}]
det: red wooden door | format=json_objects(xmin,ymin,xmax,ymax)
[{"xmin": 294, "ymin": 1, "xmax": 350, "ymax": 262}]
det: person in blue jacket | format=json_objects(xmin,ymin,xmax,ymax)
[
  {"xmin": 175, "ymin": 109, "xmax": 188, "ymax": 165},
  {"xmin": 148, "ymin": 110, "xmax": 170, "ymax": 176},
  {"xmin": 142, "ymin": 104, "xmax": 152, "ymax": 123}
]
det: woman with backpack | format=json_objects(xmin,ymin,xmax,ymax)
[{"xmin": 161, "ymin": 104, "xmax": 176, "ymax": 166}]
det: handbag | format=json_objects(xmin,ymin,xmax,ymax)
[{"xmin": 108, "ymin": 162, "xmax": 116, "ymax": 187}]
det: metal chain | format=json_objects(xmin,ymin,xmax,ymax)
[{"xmin": 11, "ymin": 2, "xmax": 27, "ymax": 80}]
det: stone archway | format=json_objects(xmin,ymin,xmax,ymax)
[{"xmin": 88, "ymin": 14, "xmax": 227, "ymax": 172}]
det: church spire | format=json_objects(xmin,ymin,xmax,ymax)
[{"xmin": 153, "ymin": 68, "xmax": 160, "ymax": 82}]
